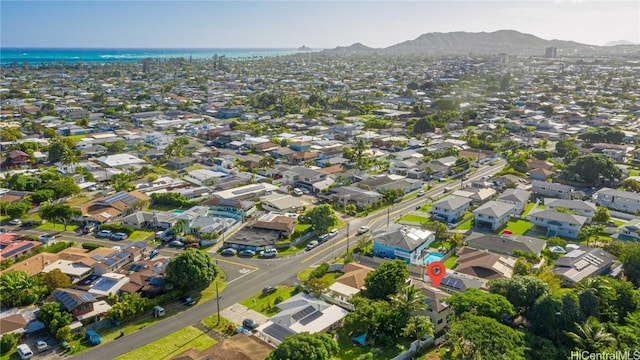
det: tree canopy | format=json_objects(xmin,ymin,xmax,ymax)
[
  {"xmin": 364, "ymin": 260, "xmax": 409, "ymax": 300},
  {"xmin": 565, "ymin": 154, "xmax": 622, "ymax": 185},
  {"xmin": 488, "ymin": 276, "xmax": 550, "ymax": 314},
  {"xmin": 304, "ymin": 204, "xmax": 338, "ymax": 233},
  {"xmin": 40, "ymin": 203, "xmax": 81, "ymax": 231},
  {"xmin": 165, "ymin": 249, "xmax": 218, "ymax": 290},
  {"xmin": 267, "ymin": 332, "xmax": 339, "ymax": 360},
  {"xmin": 447, "ymin": 288, "xmax": 515, "ymax": 321}
]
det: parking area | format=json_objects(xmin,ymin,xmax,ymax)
[
  {"xmin": 220, "ymin": 303, "xmax": 269, "ymax": 328},
  {"xmin": 18, "ymin": 331, "xmax": 65, "ymax": 360}
]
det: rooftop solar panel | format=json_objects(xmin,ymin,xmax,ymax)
[
  {"xmin": 79, "ymin": 293, "xmax": 97, "ymax": 302},
  {"xmin": 292, "ymin": 305, "xmax": 316, "ymax": 321},
  {"xmin": 55, "ymin": 291, "xmax": 79, "ymax": 311},
  {"xmin": 232, "ymin": 184, "xmax": 264, "ymax": 195},
  {"xmin": 3, "ymin": 243, "xmax": 35, "ymax": 258},
  {"xmin": 299, "ymin": 310, "xmax": 323, "ymax": 325},
  {"xmin": 129, "ymin": 264, "xmax": 143, "ymax": 272},
  {"xmin": 263, "ymin": 323, "xmax": 295, "ymax": 341}
]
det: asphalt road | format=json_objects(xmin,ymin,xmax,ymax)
[{"xmin": 63, "ymin": 162, "xmax": 505, "ymax": 359}]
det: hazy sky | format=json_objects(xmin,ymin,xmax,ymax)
[{"xmin": 1, "ymin": 1, "xmax": 638, "ymax": 48}]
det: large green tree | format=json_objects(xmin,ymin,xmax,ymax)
[
  {"xmin": 165, "ymin": 249, "xmax": 218, "ymax": 290},
  {"xmin": 37, "ymin": 302, "xmax": 73, "ymax": 339},
  {"xmin": 488, "ymin": 276, "xmax": 550, "ymax": 314},
  {"xmin": 566, "ymin": 318, "xmax": 616, "ymax": 353},
  {"xmin": 39, "ymin": 269, "xmax": 71, "ymax": 293},
  {"xmin": 40, "ymin": 203, "xmax": 81, "ymax": 231},
  {"xmin": 621, "ymin": 242, "xmax": 640, "ymax": 286},
  {"xmin": 364, "ymin": 260, "xmax": 409, "ymax": 300},
  {"xmin": 304, "ymin": 204, "xmax": 338, "ymax": 233},
  {"xmin": 267, "ymin": 332, "xmax": 338, "ymax": 360},
  {"xmin": 445, "ymin": 313, "xmax": 527, "ymax": 360},
  {"xmin": 447, "ymin": 288, "xmax": 515, "ymax": 321},
  {"xmin": 565, "ymin": 154, "xmax": 622, "ymax": 185},
  {"xmin": 0, "ymin": 271, "xmax": 41, "ymax": 307}
]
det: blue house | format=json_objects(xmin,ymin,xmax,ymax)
[{"xmin": 372, "ymin": 224, "xmax": 435, "ymax": 266}]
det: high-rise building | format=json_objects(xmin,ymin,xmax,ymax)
[{"xmin": 544, "ymin": 46, "xmax": 557, "ymax": 58}]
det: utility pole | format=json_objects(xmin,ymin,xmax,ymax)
[
  {"xmin": 346, "ymin": 222, "xmax": 350, "ymax": 254},
  {"xmin": 387, "ymin": 207, "xmax": 390, "ymax": 228}
]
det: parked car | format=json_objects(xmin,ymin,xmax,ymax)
[
  {"xmin": 35, "ymin": 340, "xmax": 48, "ymax": 352},
  {"xmin": 38, "ymin": 234, "xmax": 56, "ymax": 242},
  {"xmin": 293, "ymin": 188, "xmax": 303, "ymax": 196},
  {"xmin": 169, "ymin": 240, "xmax": 184, "ymax": 248},
  {"xmin": 20, "ymin": 220, "xmax": 41, "ymax": 228},
  {"xmin": 317, "ymin": 233, "xmax": 330, "ymax": 242},
  {"xmin": 8, "ymin": 219, "xmax": 21, "ymax": 225},
  {"xmin": 242, "ymin": 318, "xmax": 258, "ymax": 330},
  {"xmin": 96, "ymin": 230, "xmax": 113, "ymax": 238},
  {"xmin": 110, "ymin": 232, "xmax": 128, "ymax": 241},
  {"xmin": 443, "ymin": 186, "xmax": 452, "ymax": 193},
  {"xmin": 259, "ymin": 248, "xmax": 277, "ymax": 258},
  {"xmin": 328, "ymin": 229, "xmax": 339, "ymax": 238},
  {"xmin": 357, "ymin": 226, "xmax": 370, "ymax": 235},
  {"xmin": 180, "ymin": 296, "xmax": 196, "ymax": 306},
  {"xmin": 238, "ymin": 249, "xmax": 256, "ymax": 257},
  {"xmin": 185, "ymin": 242, "xmax": 200, "ymax": 249},
  {"xmin": 417, "ymin": 190, "xmax": 425, "ymax": 197},
  {"xmin": 221, "ymin": 248, "xmax": 238, "ymax": 256},
  {"xmin": 83, "ymin": 223, "xmax": 98, "ymax": 234},
  {"xmin": 262, "ymin": 286, "xmax": 277, "ymax": 295},
  {"xmin": 148, "ymin": 249, "xmax": 160, "ymax": 259},
  {"xmin": 86, "ymin": 330, "xmax": 101, "ymax": 345},
  {"xmin": 16, "ymin": 344, "xmax": 33, "ymax": 359},
  {"xmin": 305, "ymin": 240, "xmax": 319, "ymax": 251}
]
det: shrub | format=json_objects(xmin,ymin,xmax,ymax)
[
  {"xmin": 274, "ymin": 296, "xmax": 284, "ymax": 305},
  {"xmin": 308, "ymin": 262, "xmax": 329, "ymax": 280},
  {"xmin": 0, "ymin": 332, "xmax": 20, "ymax": 353},
  {"xmin": 82, "ymin": 243, "xmax": 104, "ymax": 251}
]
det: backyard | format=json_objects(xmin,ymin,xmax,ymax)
[
  {"xmin": 399, "ymin": 213, "xmax": 430, "ymax": 224},
  {"xmin": 499, "ymin": 220, "xmax": 534, "ymax": 235},
  {"xmin": 332, "ymin": 329, "xmax": 412, "ymax": 360}
]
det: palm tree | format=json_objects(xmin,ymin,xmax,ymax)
[
  {"xmin": 402, "ymin": 315, "xmax": 434, "ymax": 341},
  {"xmin": 60, "ymin": 147, "xmax": 80, "ymax": 168},
  {"xmin": 566, "ymin": 320, "xmax": 616, "ymax": 353},
  {"xmin": 390, "ymin": 284, "xmax": 428, "ymax": 315}
]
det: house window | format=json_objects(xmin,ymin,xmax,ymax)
[{"xmin": 437, "ymin": 319, "xmax": 443, "ymax": 324}]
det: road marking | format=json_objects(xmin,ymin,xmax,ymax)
[
  {"xmin": 214, "ymin": 258, "xmax": 259, "ymax": 270},
  {"xmin": 239, "ymin": 268, "xmax": 252, "ymax": 274},
  {"xmin": 227, "ymin": 269, "xmax": 257, "ymax": 284}
]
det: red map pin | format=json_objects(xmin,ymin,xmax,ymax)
[{"xmin": 427, "ymin": 261, "xmax": 446, "ymax": 288}]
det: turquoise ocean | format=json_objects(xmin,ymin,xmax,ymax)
[{"xmin": 0, "ymin": 48, "xmax": 306, "ymax": 66}]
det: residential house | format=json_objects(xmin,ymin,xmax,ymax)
[
  {"xmin": 282, "ymin": 166, "xmax": 334, "ymax": 193},
  {"xmin": 496, "ymin": 188, "xmax": 531, "ymax": 214},
  {"xmin": 430, "ymin": 195, "xmax": 472, "ymax": 223},
  {"xmin": 372, "ymin": 224, "xmax": 435, "ymax": 266},
  {"xmin": 92, "ymin": 241, "xmax": 147, "ymax": 275},
  {"xmin": 73, "ymin": 272, "xmax": 130, "ymax": 297},
  {"xmin": 2, "ymin": 150, "xmax": 30, "ymax": 168},
  {"xmin": 42, "ymin": 259, "xmax": 93, "ymax": 284},
  {"xmin": 454, "ymin": 247, "xmax": 517, "ymax": 280},
  {"xmin": 75, "ymin": 191, "xmax": 150, "ymax": 224},
  {"xmin": 593, "ymin": 188, "xmax": 640, "ymax": 214},
  {"xmin": 451, "ymin": 187, "xmax": 496, "ymax": 205},
  {"xmin": 553, "ymin": 247, "xmax": 617, "ymax": 287},
  {"xmin": 326, "ymin": 263, "xmax": 374, "ymax": 303},
  {"xmin": 260, "ymin": 193, "xmax": 305, "ymax": 213},
  {"xmin": 531, "ymin": 180, "xmax": 574, "ymax": 200},
  {"xmin": 200, "ymin": 196, "xmax": 256, "ymax": 221},
  {"xmin": 96, "ymin": 153, "xmax": 147, "ymax": 168},
  {"xmin": 119, "ymin": 258, "xmax": 170, "ymax": 297},
  {"xmin": 473, "ymin": 201, "xmax": 516, "ymax": 231},
  {"xmin": 529, "ymin": 168, "xmax": 555, "ymax": 181},
  {"xmin": 249, "ymin": 212, "xmax": 296, "ymax": 238},
  {"xmin": 0, "ymin": 313, "xmax": 28, "ymax": 336},
  {"xmin": 465, "ymin": 232, "xmax": 547, "ymax": 256},
  {"xmin": 493, "ymin": 174, "xmax": 527, "ymax": 189},
  {"xmin": 526, "ymin": 209, "xmax": 587, "ymax": 239},
  {"xmin": 287, "ymin": 151, "xmax": 320, "ymax": 165},
  {"xmin": 0, "ymin": 239, "xmax": 41, "ymax": 261},
  {"xmin": 415, "ymin": 282, "xmax": 452, "ymax": 334},
  {"xmin": 120, "ymin": 211, "xmax": 178, "ymax": 230},
  {"xmin": 183, "ymin": 169, "xmax": 227, "ymax": 186},
  {"xmin": 358, "ymin": 175, "xmax": 422, "ymax": 194},
  {"xmin": 544, "ymin": 199, "xmax": 597, "ymax": 222},
  {"xmin": 211, "ymin": 183, "xmax": 280, "ymax": 201},
  {"xmin": 166, "ymin": 156, "xmax": 195, "ymax": 170},
  {"xmin": 256, "ymin": 293, "xmax": 349, "ymax": 346},
  {"xmin": 614, "ymin": 218, "xmax": 640, "ymax": 242},
  {"xmin": 49, "ymin": 288, "xmax": 111, "ymax": 322},
  {"xmin": 0, "ymin": 189, "xmax": 31, "ymax": 204},
  {"xmin": 325, "ymin": 186, "xmax": 383, "ymax": 210}
]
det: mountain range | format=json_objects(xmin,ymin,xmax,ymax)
[{"xmin": 321, "ymin": 30, "xmax": 639, "ymax": 56}]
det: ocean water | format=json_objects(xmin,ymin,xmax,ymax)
[{"xmin": 0, "ymin": 48, "xmax": 304, "ymax": 65}]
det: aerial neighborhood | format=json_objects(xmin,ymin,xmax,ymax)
[{"xmin": 1, "ymin": 34, "xmax": 640, "ymax": 360}]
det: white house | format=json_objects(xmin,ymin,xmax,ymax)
[
  {"xmin": 431, "ymin": 195, "xmax": 472, "ymax": 223},
  {"xmin": 544, "ymin": 199, "xmax": 597, "ymax": 222},
  {"xmin": 593, "ymin": 188, "xmax": 640, "ymax": 214},
  {"xmin": 496, "ymin": 188, "xmax": 531, "ymax": 214},
  {"xmin": 473, "ymin": 201, "xmax": 516, "ymax": 231},
  {"xmin": 526, "ymin": 209, "xmax": 587, "ymax": 239}
]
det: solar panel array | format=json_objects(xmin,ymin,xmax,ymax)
[
  {"xmin": 292, "ymin": 305, "xmax": 316, "ymax": 321},
  {"xmin": 440, "ymin": 277, "xmax": 464, "ymax": 290},
  {"xmin": 128, "ymin": 264, "xmax": 143, "ymax": 272},
  {"xmin": 232, "ymin": 184, "xmax": 264, "ymax": 195},
  {"xmin": 102, "ymin": 192, "xmax": 138, "ymax": 205},
  {"xmin": 263, "ymin": 323, "xmax": 296, "ymax": 341},
  {"xmin": 299, "ymin": 310, "xmax": 323, "ymax": 325},
  {"xmin": 147, "ymin": 277, "xmax": 164, "ymax": 286},
  {"xmin": 219, "ymin": 199, "xmax": 238, "ymax": 207},
  {"xmin": 3, "ymin": 243, "xmax": 35, "ymax": 258}
]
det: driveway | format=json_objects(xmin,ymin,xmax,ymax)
[{"xmin": 220, "ymin": 303, "xmax": 269, "ymax": 328}]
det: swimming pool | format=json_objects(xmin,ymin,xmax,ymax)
[
  {"xmin": 171, "ymin": 210, "xmax": 185, "ymax": 215},
  {"xmin": 423, "ymin": 252, "xmax": 444, "ymax": 265}
]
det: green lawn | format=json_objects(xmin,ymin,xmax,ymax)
[
  {"xmin": 613, "ymin": 219, "xmax": 626, "ymax": 227},
  {"xmin": 500, "ymin": 220, "xmax": 535, "ymax": 235},
  {"xmin": 239, "ymin": 286, "xmax": 297, "ymax": 316},
  {"xmin": 38, "ymin": 222, "xmax": 78, "ymax": 232},
  {"xmin": 114, "ymin": 326, "xmax": 216, "ymax": 360},
  {"xmin": 629, "ymin": 170, "xmax": 640, "ymax": 177},
  {"xmin": 201, "ymin": 314, "xmax": 237, "ymax": 335},
  {"xmin": 199, "ymin": 272, "xmax": 228, "ymax": 303},
  {"xmin": 523, "ymin": 203, "xmax": 545, "ymax": 216},
  {"xmin": 399, "ymin": 214, "xmax": 429, "ymax": 224},
  {"xmin": 417, "ymin": 204, "xmax": 432, "ymax": 212},
  {"xmin": 444, "ymin": 255, "xmax": 458, "ymax": 269},
  {"xmin": 455, "ymin": 217, "xmax": 473, "ymax": 231},
  {"xmin": 128, "ymin": 230, "xmax": 155, "ymax": 241},
  {"xmin": 332, "ymin": 330, "xmax": 410, "ymax": 360},
  {"xmin": 297, "ymin": 268, "xmax": 313, "ymax": 281}
]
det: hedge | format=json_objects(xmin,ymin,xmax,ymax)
[
  {"xmin": 99, "ymin": 223, "xmax": 135, "ymax": 235},
  {"xmin": 82, "ymin": 243, "xmax": 104, "ymax": 251}
]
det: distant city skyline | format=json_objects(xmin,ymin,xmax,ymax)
[{"xmin": 1, "ymin": 1, "xmax": 638, "ymax": 49}]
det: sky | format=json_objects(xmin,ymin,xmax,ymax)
[{"xmin": 1, "ymin": 1, "xmax": 638, "ymax": 48}]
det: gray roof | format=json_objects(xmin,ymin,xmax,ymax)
[
  {"xmin": 373, "ymin": 224, "xmax": 433, "ymax": 252},
  {"xmin": 531, "ymin": 180, "xmax": 574, "ymax": 192},
  {"xmin": 544, "ymin": 199, "xmax": 597, "ymax": 211},
  {"xmin": 553, "ymin": 247, "xmax": 616, "ymax": 283},
  {"xmin": 595, "ymin": 187, "xmax": 640, "ymax": 202},
  {"xmin": 527, "ymin": 209, "xmax": 587, "ymax": 226},
  {"xmin": 432, "ymin": 195, "xmax": 472, "ymax": 211},
  {"xmin": 465, "ymin": 231, "xmax": 547, "ymax": 256},
  {"xmin": 474, "ymin": 201, "xmax": 516, "ymax": 218},
  {"xmin": 497, "ymin": 188, "xmax": 531, "ymax": 204},
  {"xmin": 285, "ymin": 166, "xmax": 325, "ymax": 180}
]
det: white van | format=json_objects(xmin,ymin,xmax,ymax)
[
  {"xmin": 443, "ymin": 186, "xmax": 452, "ymax": 193},
  {"xmin": 17, "ymin": 344, "xmax": 34, "ymax": 359},
  {"xmin": 293, "ymin": 188, "xmax": 303, "ymax": 196}
]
